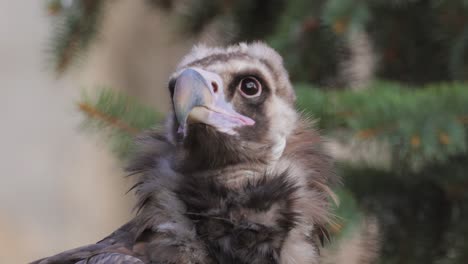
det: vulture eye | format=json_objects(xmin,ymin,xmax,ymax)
[{"xmin": 238, "ymin": 77, "xmax": 262, "ymax": 98}]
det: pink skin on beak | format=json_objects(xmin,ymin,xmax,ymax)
[{"xmin": 172, "ymin": 68, "xmax": 255, "ymax": 136}]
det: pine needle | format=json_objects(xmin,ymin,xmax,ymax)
[
  {"xmin": 78, "ymin": 102, "xmax": 139, "ymax": 135},
  {"xmin": 49, "ymin": 0, "xmax": 104, "ymax": 74},
  {"xmin": 296, "ymin": 81, "xmax": 468, "ymax": 170},
  {"xmin": 78, "ymin": 89, "xmax": 161, "ymax": 160}
]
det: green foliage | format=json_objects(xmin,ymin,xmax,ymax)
[
  {"xmin": 342, "ymin": 157, "xmax": 468, "ymax": 264},
  {"xmin": 281, "ymin": 0, "xmax": 468, "ymax": 83},
  {"xmin": 176, "ymin": 0, "xmax": 223, "ymax": 36},
  {"xmin": 296, "ymin": 82, "xmax": 468, "ymax": 170},
  {"xmin": 267, "ymin": 0, "xmax": 343, "ymax": 84},
  {"xmin": 44, "ymin": 1, "xmax": 468, "ymax": 263},
  {"xmin": 322, "ymin": 0, "xmax": 370, "ymax": 32},
  {"xmin": 47, "ymin": 0, "xmax": 468, "ymax": 84},
  {"xmin": 176, "ymin": 0, "xmax": 286, "ymax": 41},
  {"xmin": 170, "ymin": 0, "xmax": 468, "ymax": 84},
  {"xmin": 328, "ymin": 188, "xmax": 363, "ymax": 242},
  {"xmin": 79, "ymin": 89, "xmax": 161, "ymax": 160},
  {"xmin": 48, "ymin": 0, "xmax": 104, "ymax": 73}
]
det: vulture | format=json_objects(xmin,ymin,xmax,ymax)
[{"xmin": 33, "ymin": 42, "xmax": 338, "ymax": 264}]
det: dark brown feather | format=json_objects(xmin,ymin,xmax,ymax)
[{"xmin": 32, "ymin": 42, "xmax": 339, "ymax": 264}]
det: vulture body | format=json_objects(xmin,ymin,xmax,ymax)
[{"xmin": 33, "ymin": 42, "xmax": 338, "ymax": 264}]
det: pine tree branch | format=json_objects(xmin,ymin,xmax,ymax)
[
  {"xmin": 297, "ymin": 81, "xmax": 468, "ymax": 170},
  {"xmin": 355, "ymin": 124, "xmax": 396, "ymax": 139},
  {"xmin": 78, "ymin": 102, "xmax": 139, "ymax": 135},
  {"xmin": 77, "ymin": 89, "xmax": 160, "ymax": 160},
  {"xmin": 458, "ymin": 115, "xmax": 468, "ymax": 124},
  {"xmin": 355, "ymin": 114, "xmax": 468, "ymax": 139},
  {"xmin": 56, "ymin": 31, "xmax": 79, "ymax": 73},
  {"xmin": 51, "ymin": 0, "xmax": 104, "ymax": 74}
]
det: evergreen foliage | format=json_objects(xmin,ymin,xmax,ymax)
[
  {"xmin": 343, "ymin": 157, "xmax": 468, "ymax": 263},
  {"xmin": 267, "ymin": 0, "xmax": 344, "ymax": 85},
  {"xmin": 46, "ymin": 1, "xmax": 468, "ymax": 263},
  {"xmin": 78, "ymin": 89, "xmax": 161, "ymax": 159},
  {"xmin": 296, "ymin": 82, "xmax": 468, "ymax": 170},
  {"xmin": 76, "ymin": 83, "xmax": 468, "ymax": 263},
  {"xmin": 47, "ymin": 0, "xmax": 104, "ymax": 73},
  {"xmin": 48, "ymin": 0, "xmax": 468, "ymax": 84}
]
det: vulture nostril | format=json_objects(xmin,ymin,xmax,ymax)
[
  {"xmin": 168, "ymin": 78, "xmax": 176, "ymax": 98},
  {"xmin": 211, "ymin": 81, "xmax": 218, "ymax": 93}
]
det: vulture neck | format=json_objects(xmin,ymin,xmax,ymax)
[{"xmin": 179, "ymin": 126, "xmax": 273, "ymax": 172}]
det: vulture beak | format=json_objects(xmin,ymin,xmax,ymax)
[{"xmin": 173, "ymin": 68, "xmax": 255, "ymax": 135}]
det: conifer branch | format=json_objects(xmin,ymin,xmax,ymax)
[
  {"xmin": 297, "ymin": 82, "xmax": 468, "ymax": 169},
  {"xmin": 78, "ymin": 102, "xmax": 139, "ymax": 135},
  {"xmin": 77, "ymin": 89, "xmax": 161, "ymax": 159},
  {"xmin": 50, "ymin": 0, "xmax": 104, "ymax": 74}
]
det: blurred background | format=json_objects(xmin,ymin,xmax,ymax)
[{"xmin": 1, "ymin": 0, "xmax": 468, "ymax": 263}]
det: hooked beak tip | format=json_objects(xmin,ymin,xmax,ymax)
[
  {"xmin": 172, "ymin": 68, "xmax": 254, "ymax": 135},
  {"xmin": 172, "ymin": 68, "xmax": 211, "ymax": 126}
]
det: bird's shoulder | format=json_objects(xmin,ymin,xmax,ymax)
[{"xmin": 30, "ymin": 222, "xmax": 145, "ymax": 264}]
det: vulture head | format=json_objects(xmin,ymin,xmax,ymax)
[{"xmin": 167, "ymin": 43, "xmax": 300, "ymax": 170}]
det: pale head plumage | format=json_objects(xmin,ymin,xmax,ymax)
[{"xmin": 166, "ymin": 42, "xmax": 301, "ymax": 169}]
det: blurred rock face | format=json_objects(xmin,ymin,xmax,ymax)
[{"xmin": 0, "ymin": 1, "xmax": 192, "ymax": 263}]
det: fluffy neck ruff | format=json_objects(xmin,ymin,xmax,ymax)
[
  {"xmin": 126, "ymin": 117, "xmax": 337, "ymax": 264},
  {"xmin": 128, "ymin": 117, "xmax": 336, "ymax": 222}
]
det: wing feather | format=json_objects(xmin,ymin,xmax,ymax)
[{"xmin": 75, "ymin": 253, "xmax": 144, "ymax": 264}]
